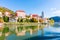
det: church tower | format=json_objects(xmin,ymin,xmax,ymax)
[{"xmin": 41, "ymin": 11, "xmax": 44, "ymax": 18}]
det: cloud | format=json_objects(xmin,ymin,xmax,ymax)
[
  {"xmin": 50, "ymin": 8, "xmax": 56, "ymax": 11},
  {"xmin": 50, "ymin": 8, "xmax": 60, "ymax": 16},
  {"xmin": 45, "ymin": 8, "xmax": 60, "ymax": 18},
  {"xmin": 50, "ymin": 8, "xmax": 60, "ymax": 15},
  {"xmin": 53, "ymin": 10, "xmax": 60, "ymax": 14},
  {"xmin": 50, "ymin": 8, "xmax": 60, "ymax": 14},
  {"xmin": 52, "ymin": 10, "xmax": 60, "ymax": 16}
]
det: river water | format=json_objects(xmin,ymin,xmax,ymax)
[{"xmin": 0, "ymin": 23, "xmax": 60, "ymax": 40}]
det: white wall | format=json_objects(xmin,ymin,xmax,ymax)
[{"xmin": 0, "ymin": 12, "xmax": 3, "ymax": 17}]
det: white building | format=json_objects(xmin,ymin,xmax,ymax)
[
  {"xmin": 9, "ymin": 17, "xmax": 17, "ymax": 22},
  {"xmin": 43, "ymin": 18, "xmax": 48, "ymax": 23},
  {"xmin": 0, "ymin": 12, "xmax": 3, "ymax": 17},
  {"xmin": 16, "ymin": 10, "xmax": 26, "ymax": 18}
]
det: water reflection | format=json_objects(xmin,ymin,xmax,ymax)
[{"xmin": 0, "ymin": 23, "xmax": 59, "ymax": 40}]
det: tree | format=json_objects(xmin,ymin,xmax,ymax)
[
  {"xmin": 3, "ymin": 16, "xmax": 9, "ymax": 22},
  {"xmin": 0, "ymin": 17, "xmax": 4, "ymax": 23},
  {"xmin": 30, "ymin": 18, "xmax": 38, "ymax": 22},
  {"xmin": 17, "ymin": 17, "xmax": 23, "ymax": 22},
  {"xmin": 49, "ymin": 19, "xmax": 54, "ymax": 25},
  {"xmin": 39, "ymin": 19, "xmax": 44, "ymax": 23}
]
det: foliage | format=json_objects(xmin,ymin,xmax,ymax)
[
  {"xmin": 39, "ymin": 19, "xmax": 44, "ymax": 23},
  {"xmin": 0, "ymin": 17, "xmax": 4, "ymax": 23},
  {"xmin": 49, "ymin": 19, "xmax": 54, "ymax": 25},
  {"xmin": 17, "ymin": 26, "xmax": 24, "ymax": 32},
  {"xmin": 30, "ymin": 18, "xmax": 38, "ymax": 22},
  {"xmin": 17, "ymin": 18, "xmax": 23, "ymax": 22},
  {"xmin": 25, "ymin": 18, "xmax": 30, "ymax": 22},
  {"xmin": 3, "ymin": 16, "xmax": 9, "ymax": 22},
  {"xmin": 18, "ymin": 17, "xmax": 30, "ymax": 22},
  {"xmin": 26, "ymin": 15, "xmax": 30, "ymax": 18},
  {"xmin": 2, "ymin": 27, "xmax": 9, "ymax": 33},
  {"xmin": 23, "ymin": 18, "xmax": 26, "ymax": 22}
]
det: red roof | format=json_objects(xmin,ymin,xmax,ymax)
[
  {"xmin": 16, "ymin": 10, "xmax": 25, "ymax": 12},
  {"xmin": 32, "ymin": 14, "xmax": 38, "ymax": 17}
]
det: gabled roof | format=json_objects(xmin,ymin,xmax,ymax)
[
  {"xmin": 31, "ymin": 14, "xmax": 38, "ymax": 17},
  {"xmin": 16, "ymin": 10, "xmax": 25, "ymax": 12}
]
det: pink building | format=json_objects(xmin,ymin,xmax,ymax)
[{"xmin": 16, "ymin": 10, "xmax": 26, "ymax": 18}]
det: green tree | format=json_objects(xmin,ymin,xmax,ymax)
[
  {"xmin": 30, "ymin": 18, "xmax": 38, "ymax": 22},
  {"xmin": 49, "ymin": 19, "xmax": 54, "ymax": 25},
  {"xmin": 3, "ymin": 16, "xmax": 9, "ymax": 22}
]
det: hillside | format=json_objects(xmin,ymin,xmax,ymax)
[
  {"xmin": 49, "ymin": 16, "xmax": 60, "ymax": 22},
  {"xmin": 0, "ymin": 6, "xmax": 15, "ymax": 14}
]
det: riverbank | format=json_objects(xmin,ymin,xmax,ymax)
[
  {"xmin": 4, "ymin": 22, "xmax": 40, "ymax": 26},
  {"xmin": 2, "ymin": 22, "xmax": 50, "ymax": 27}
]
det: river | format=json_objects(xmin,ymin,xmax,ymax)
[{"xmin": 0, "ymin": 23, "xmax": 60, "ymax": 40}]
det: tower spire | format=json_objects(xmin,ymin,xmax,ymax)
[{"xmin": 41, "ymin": 11, "xmax": 44, "ymax": 18}]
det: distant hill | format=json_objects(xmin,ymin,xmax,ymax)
[
  {"xmin": 49, "ymin": 16, "xmax": 60, "ymax": 22},
  {"xmin": 0, "ymin": 6, "xmax": 15, "ymax": 14}
]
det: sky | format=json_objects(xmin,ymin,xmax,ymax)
[{"xmin": 0, "ymin": 0, "xmax": 60, "ymax": 18}]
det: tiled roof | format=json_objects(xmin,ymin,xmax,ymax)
[
  {"xmin": 31, "ymin": 14, "xmax": 38, "ymax": 17},
  {"xmin": 16, "ymin": 10, "xmax": 25, "ymax": 12}
]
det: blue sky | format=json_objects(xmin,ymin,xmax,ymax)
[{"xmin": 0, "ymin": 0, "xmax": 60, "ymax": 18}]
